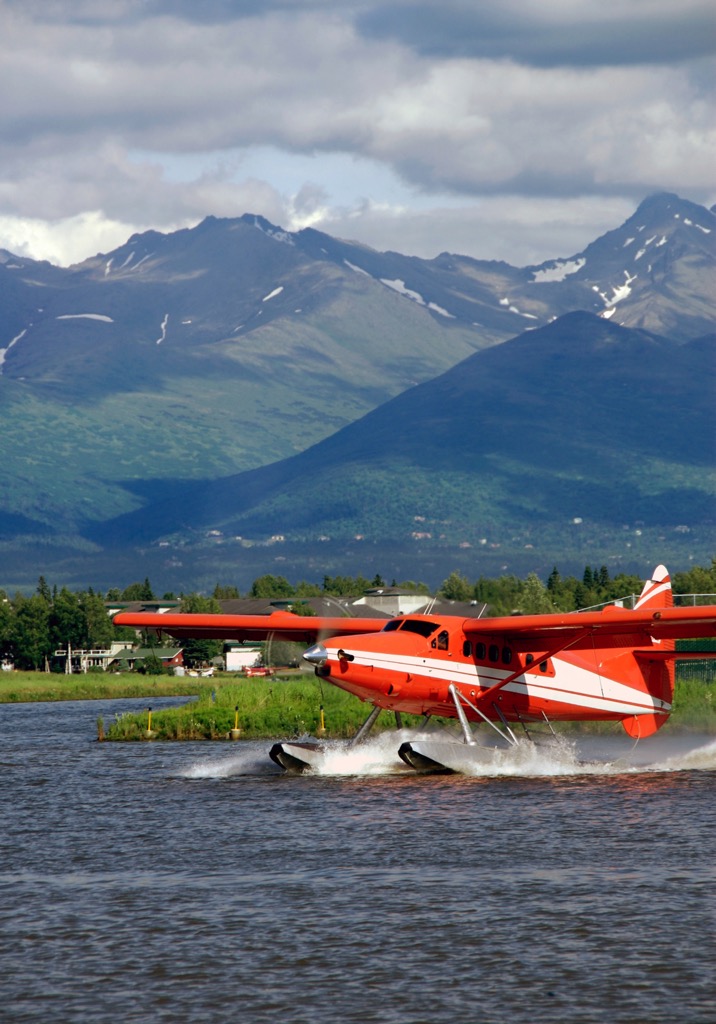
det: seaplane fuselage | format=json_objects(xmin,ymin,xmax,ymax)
[
  {"xmin": 114, "ymin": 566, "xmax": 716, "ymax": 764},
  {"xmin": 304, "ymin": 613, "xmax": 673, "ymax": 731}
]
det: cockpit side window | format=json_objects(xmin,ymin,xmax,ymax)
[{"xmin": 431, "ymin": 629, "xmax": 449, "ymax": 651}]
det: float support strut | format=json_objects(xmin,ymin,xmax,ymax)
[
  {"xmin": 448, "ymin": 684, "xmax": 476, "ymax": 746},
  {"xmin": 348, "ymin": 705, "xmax": 383, "ymax": 747}
]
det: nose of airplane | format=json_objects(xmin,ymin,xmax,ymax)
[{"xmin": 303, "ymin": 642, "xmax": 328, "ymax": 667}]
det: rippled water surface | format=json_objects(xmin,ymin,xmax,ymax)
[{"xmin": 1, "ymin": 699, "xmax": 715, "ymax": 1024}]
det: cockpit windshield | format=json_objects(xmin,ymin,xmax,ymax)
[{"xmin": 382, "ymin": 618, "xmax": 440, "ymax": 638}]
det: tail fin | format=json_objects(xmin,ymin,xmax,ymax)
[
  {"xmin": 622, "ymin": 565, "xmax": 675, "ymax": 738},
  {"xmin": 633, "ymin": 563, "xmax": 674, "ymax": 612}
]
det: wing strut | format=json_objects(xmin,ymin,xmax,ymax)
[
  {"xmin": 472, "ymin": 628, "xmax": 594, "ymax": 708},
  {"xmin": 448, "ymin": 684, "xmax": 518, "ymax": 747}
]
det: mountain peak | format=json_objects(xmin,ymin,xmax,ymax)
[
  {"xmin": 634, "ymin": 190, "xmax": 691, "ymax": 212},
  {"xmin": 2, "ymin": 192, "xmax": 714, "ymax": 588},
  {"xmin": 633, "ymin": 191, "xmax": 681, "ymax": 212}
]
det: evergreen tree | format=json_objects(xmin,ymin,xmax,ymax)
[
  {"xmin": 12, "ymin": 593, "xmax": 51, "ymax": 670},
  {"xmin": 673, "ymin": 560, "xmax": 716, "ymax": 600},
  {"xmin": 294, "ymin": 580, "xmax": 322, "ymax": 597},
  {"xmin": 250, "ymin": 574, "xmax": 294, "ymax": 599},
  {"xmin": 321, "ymin": 574, "xmax": 372, "ymax": 596},
  {"xmin": 474, "ymin": 574, "xmax": 523, "ymax": 616},
  {"xmin": 121, "ymin": 578, "xmax": 155, "ymax": 601},
  {"xmin": 79, "ymin": 590, "xmax": 114, "ymax": 649},
  {"xmin": 439, "ymin": 571, "xmax": 472, "ymax": 602},
  {"xmin": 0, "ymin": 595, "xmax": 13, "ymax": 659},
  {"xmin": 36, "ymin": 576, "xmax": 52, "ymax": 604},
  {"xmin": 49, "ymin": 588, "xmax": 85, "ymax": 651},
  {"xmin": 518, "ymin": 573, "xmax": 555, "ymax": 614}
]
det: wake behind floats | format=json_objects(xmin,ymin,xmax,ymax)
[{"xmin": 115, "ymin": 565, "xmax": 716, "ymax": 774}]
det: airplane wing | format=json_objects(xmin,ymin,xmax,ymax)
[
  {"xmin": 461, "ymin": 604, "xmax": 716, "ymax": 652},
  {"xmin": 112, "ymin": 609, "xmax": 390, "ymax": 643}
]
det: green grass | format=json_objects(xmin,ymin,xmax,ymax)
[
  {"xmin": 0, "ymin": 671, "xmax": 205, "ymax": 704},
  {"xmin": 670, "ymin": 676, "xmax": 716, "ymax": 732},
  {"xmin": 1, "ymin": 671, "xmax": 713, "ymax": 740},
  {"xmin": 104, "ymin": 675, "xmax": 425, "ymax": 741},
  {"xmin": 101, "ymin": 674, "xmax": 716, "ymax": 741}
]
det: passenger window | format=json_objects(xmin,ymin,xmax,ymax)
[
  {"xmin": 463, "ymin": 640, "xmax": 472, "ymax": 657},
  {"xmin": 525, "ymin": 654, "xmax": 534, "ymax": 665},
  {"xmin": 502, "ymin": 647, "xmax": 512, "ymax": 665},
  {"xmin": 489, "ymin": 644, "xmax": 499, "ymax": 662},
  {"xmin": 476, "ymin": 642, "xmax": 486, "ymax": 660},
  {"xmin": 539, "ymin": 660, "xmax": 548, "ymax": 672}
]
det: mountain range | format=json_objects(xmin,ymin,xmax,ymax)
[{"xmin": 0, "ymin": 191, "xmax": 713, "ymax": 591}]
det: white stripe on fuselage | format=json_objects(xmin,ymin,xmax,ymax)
[{"xmin": 331, "ymin": 649, "xmax": 669, "ymax": 716}]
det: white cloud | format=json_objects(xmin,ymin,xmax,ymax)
[
  {"xmin": 0, "ymin": 1, "xmax": 713, "ymax": 266},
  {"xmin": 309, "ymin": 194, "xmax": 640, "ymax": 265},
  {"xmin": 0, "ymin": 211, "xmax": 145, "ymax": 266}
]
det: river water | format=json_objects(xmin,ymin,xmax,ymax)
[{"xmin": 0, "ymin": 698, "xmax": 714, "ymax": 1024}]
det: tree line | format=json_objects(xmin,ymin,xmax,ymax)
[
  {"xmin": 2, "ymin": 561, "xmax": 714, "ymax": 670},
  {"xmin": 239, "ymin": 561, "xmax": 716, "ymax": 615}
]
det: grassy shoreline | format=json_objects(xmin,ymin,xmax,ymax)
[
  {"xmin": 0, "ymin": 672, "xmax": 207, "ymax": 704},
  {"xmin": 1, "ymin": 671, "xmax": 713, "ymax": 740}
]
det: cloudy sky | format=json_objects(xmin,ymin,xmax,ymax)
[{"xmin": 1, "ymin": 0, "xmax": 714, "ymax": 266}]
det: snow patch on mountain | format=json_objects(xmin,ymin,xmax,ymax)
[
  {"xmin": 0, "ymin": 328, "xmax": 27, "ymax": 373},
  {"xmin": 105, "ymin": 251, "xmax": 148, "ymax": 275},
  {"xmin": 380, "ymin": 278, "xmax": 456, "ymax": 318},
  {"xmin": 607, "ymin": 271, "xmax": 637, "ymax": 306},
  {"xmin": 595, "ymin": 270, "xmax": 637, "ymax": 315},
  {"xmin": 381, "ymin": 278, "xmax": 425, "ymax": 303},
  {"xmin": 499, "ymin": 298, "xmax": 539, "ymax": 319},
  {"xmin": 262, "ymin": 286, "xmax": 284, "ymax": 302},
  {"xmin": 251, "ymin": 217, "xmax": 295, "ymax": 245},
  {"xmin": 57, "ymin": 313, "xmax": 114, "ymax": 322},
  {"xmin": 156, "ymin": 314, "xmax": 169, "ymax": 345},
  {"xmin": 530, "ymin": 257, "xmax": 585, "ymax": 283},
  {"xmin": 427, "ymin": 302, "xmax": 455, "ymax": 319},
  {"xmin": 674, "ymin": 214, "xmax": 712, "ymax": 234}
]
